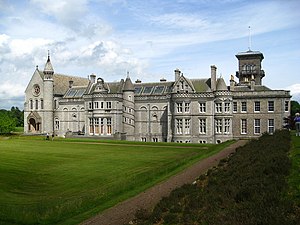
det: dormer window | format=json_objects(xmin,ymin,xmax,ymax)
[{"xmin": 95, "ymin": 78, "xmax": 107, "ymax": 92}]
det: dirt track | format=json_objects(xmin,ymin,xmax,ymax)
[{"xmin": 80, "ymin": 140, "xmax": 248, "ymax": 225}]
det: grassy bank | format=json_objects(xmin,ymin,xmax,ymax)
[{"xmin": 0, "ymin": 136, "xmax": 233, "ymax": 225}]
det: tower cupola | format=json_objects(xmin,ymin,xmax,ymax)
[{"xmin": 43, "ymin": 51, "xmax": 54, "ymax": 80}]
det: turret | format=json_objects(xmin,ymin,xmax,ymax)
[
  {"xmin": 122, "ymin": 73, "xmax": 135, "ymax": 140},
  {"xmin": 43, "ymin": 51, "xmax": 54, "ymax": 134}
]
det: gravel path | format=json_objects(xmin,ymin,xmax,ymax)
[{"xmin": 80, "ymin": 140, "xmax": 248, "ymax": 225}]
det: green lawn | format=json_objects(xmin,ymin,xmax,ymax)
[{"xmin": 0, "ymin": 136, "xmax": 233, "ymax": 225}]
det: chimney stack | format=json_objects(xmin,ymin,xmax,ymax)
[
  {"xmin": 90, "ymin": 73, "xmax": 96, "ymax": 83},
  {"xmin": 69, "ymin": 80, "xmax": 73, "ymax": 88},
  {"xmin": 210, "ymin": 65, "xmax": 217, "ymax": 91},
  {"xmin": 174, "ymin": 68, "xmax": 181, "ymax": 81},
  {"xmin": 230, "ymin": 75, "xmax": 235, "ymax": 91}
]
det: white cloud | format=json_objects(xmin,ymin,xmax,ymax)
[
  {"xmin": 151, "ymin": 13, "xmax": 209, "ymax": 30},
  {"xmin": 0, "ymin": 81, "xmax": 25, "ymax": 109},
  {"xmin": 30, "ymin": 0, "xmax": 88, "ymax": 25},
  {"xmin": 0, "ymin": 82, "xmax": 24, "ymax": 98},
  {"xmin": 286, "ymin": 84, "xmax": 300, "ymax": 102},
  {"xmin": 10, "ymin": 38, "xmax": 52, "ymax": 57}
]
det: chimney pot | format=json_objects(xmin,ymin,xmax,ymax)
[{"xmin": 69, "ymin": 80, "xmax": 74, "ymax": 88}]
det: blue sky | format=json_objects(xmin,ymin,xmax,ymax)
[{"xmin": 0, "ymin": 0, "xmax": 300, "ymax": 109}]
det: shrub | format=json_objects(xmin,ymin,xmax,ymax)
[{"xmin": 135, "ymin": 130, "xmax": 299, "ymax": 225}]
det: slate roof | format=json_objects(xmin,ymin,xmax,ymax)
[
  {"xmin": 190, "ymin": 79, "xmax": 211, "ymax": 92},
  {"xmin": 63, "ymin": 86, "xmax": 87, "ymax": 98},
  {"xmin": 216, "ymin": 77, "xmax": 228, "ymax": 91},
  {"xmin": 133, "ymin": 81, "xmax": 174, "ymax": 95},
  {"xmin": 132, "ymin": 78, "xmax": 213, "ymax": 95},
  {"xmin": 38, "ymin": 71, "xmax": 89, "ymax": 96},
  {"xmin": 123, "ymin": 77, "xmax": 134, "ymax": 91},
  {"xmin": 233, "ymin": 85, "xmax": 271, "ymax": 92}
]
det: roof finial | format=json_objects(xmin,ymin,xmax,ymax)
[
  {"xmin": 47, "ymin": 50, "xmax": 50, "ymax": 61},
  {"xmin": 126, "ymin": 71, "xmax": 129, "ymax": 78},
  {"xmin": 248, "ymin": 26, "xmax": 252, "ymax": 51}
]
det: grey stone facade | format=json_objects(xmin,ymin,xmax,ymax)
[{"xmin": 24, "ymin": 50, "xmax": 291, "ymax": 143}]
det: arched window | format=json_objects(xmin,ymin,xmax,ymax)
[
  {"xmin": 72, "ymin": 108, "xmax": 77, "ymax": 121},
  {"xmin": 63, "ymin": 108, "xmax": 68, "ymax": 121},
  {"xmin": 40, "ymin": 99, "xmax": 44, "ymax": 109},
  {"xmin": 30, "ymin": 99, "xmax": 33, "ymax": 110},
  {"xmin": 140, "ymin": 106, "xmax": 147, "ymax": 121},
  {"xmin": 151, "ymin": 106, "xmax": 159, "ymax": 121},
  {"xmin": 54, "ymin": 118, "xmax": 60, "ymax": 130}
]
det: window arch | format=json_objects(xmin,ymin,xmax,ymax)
[
  {"xmin": 63, "ymin": 108, "xmax": 68, "ymax": 121},
  {"xmin": 72, "ymin": 108, "xmax": 77, "ymax": 121},
  {"xmin": 35, "ymin": 99, "xmax": 38, "ymax": 110},
  {"xmin": 54, "ymin": 117, "xmax": 60, "ymax": 130},
  {"xmin": 140, "ymin": 106, "xmax": 147, "ymax": 121}
]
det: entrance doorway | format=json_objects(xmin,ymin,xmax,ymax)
[{"xmin": 29, "ymin": 118, "xmax": 40, "ymax": 132}]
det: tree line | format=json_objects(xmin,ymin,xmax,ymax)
[{"xmin": 0, "ymin": 107, "xmax": 24, "ymax": 134}]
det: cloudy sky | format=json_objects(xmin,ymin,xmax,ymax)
[{"xmin": 0, "ymin": 0, "xmax": 300, "ymax": 109}]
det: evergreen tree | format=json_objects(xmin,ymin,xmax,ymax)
[{"xmin": 0, "ymin": 110, "xmax": 16, "ymax": 134}]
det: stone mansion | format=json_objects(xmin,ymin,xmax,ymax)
[{"xmin": 24, "ymin": 49, "xmax": 291, "ymax": 143}]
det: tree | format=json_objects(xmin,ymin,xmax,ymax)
[
  {"xmin": 291, "ymin": 100, "xmax": 300, "ymax": 116},
  {"xmin": 10, "ymin": 106, "xmax": 24, "ymax": 127},
  {"xmin": 0, "ymin": 110, "xmax": 16, "ymax": 134}
]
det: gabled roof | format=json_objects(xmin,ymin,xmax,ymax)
[
  {"xmin": 25, "ymin": 68, "xmax": 43, "ymax": 93},
  {"xmin": 173, "ymin": 75, "xmax": 196, "ymax": 92}
]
